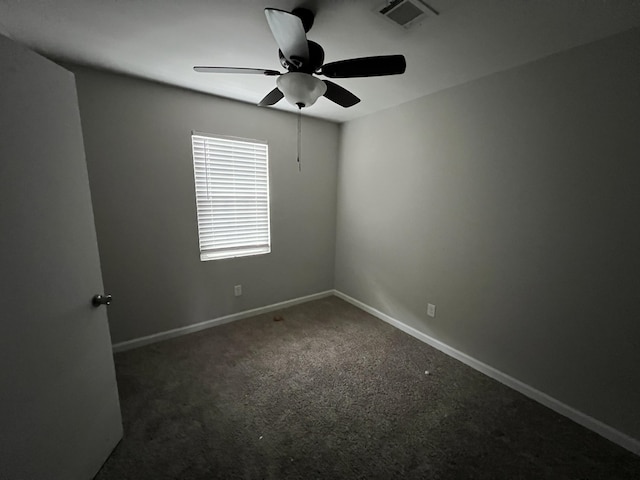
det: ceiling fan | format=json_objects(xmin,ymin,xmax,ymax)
[{"xmin": 194, "ymin": 7, "xmax": 407, "ymax": 109}]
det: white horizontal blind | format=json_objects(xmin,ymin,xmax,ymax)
[{"xmin": 191, "ymin": 133, "xmax": 271, "ymax": 261}]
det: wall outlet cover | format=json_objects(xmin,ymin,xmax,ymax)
[{"xmin": 427, "ymin": 303, "xmax": 436, "ymax": 317}]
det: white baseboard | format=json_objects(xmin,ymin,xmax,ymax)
[
  {"xmin": 112, "ymin": 290, "xmax": 334, "ymax": 353},
  {"xmin": 333, "ymin": 289, "xmax": 640, "ymax": 456}
]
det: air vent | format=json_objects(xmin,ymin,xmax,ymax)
[{"xmin": 376, "ymin": 0, "xmax": 438, "ymax": 29}]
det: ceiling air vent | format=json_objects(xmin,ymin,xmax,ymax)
[{"xmin": 376, "ymin": 0, "xmax": 438, "ymax": 29}]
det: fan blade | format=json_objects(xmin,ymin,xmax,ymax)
[
  {"xmin": 322, "ymin": 81, "xmax": 360, "ymax": 108},
  {"xmin": 194, "ymin": 66, "xmax": 280, "ymax": 76},
  {"xmin": 321, "ymin": 55, "xmax": 406, "ymax": 78},
  {"xmin": 258, "ymin": 88, "xmax": 284, "ymax": 107},
  {"xmin": 264, "ymin": 8, "xmax": 309, "ymax": 67}
]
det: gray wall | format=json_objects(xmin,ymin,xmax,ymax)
[
  {"xmin": 335, "ymin": 28, "xmax": 640, "ymax": 440},
  {"xmin": 73, "ymin": 69, "xmax": 340, "ymax": 344}
]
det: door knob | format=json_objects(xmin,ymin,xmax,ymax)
[{"xmin": 92, "ymin": 294, "xmax": 112, "ymax": 307}]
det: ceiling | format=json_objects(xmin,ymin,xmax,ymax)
[{"xmin": 1, "ymin": 0, "xmax": 639, "ymax": 123}]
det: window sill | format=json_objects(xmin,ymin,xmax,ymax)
[{"xmin": 200, "ymin": 246, "xmax": 271, "ymax": 262}]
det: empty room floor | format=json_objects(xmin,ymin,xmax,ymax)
[{"xmin": 96, "ymin": 296, "xmax": 640, "ymax": 479}]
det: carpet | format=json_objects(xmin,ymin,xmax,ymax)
[{"xmin": 95, "ymin": 296, "xmax": 640, "ymax": 479}]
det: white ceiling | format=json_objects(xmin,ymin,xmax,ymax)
[{"xmin": 1, "ymin": 0, "xmax": 639, "ymax": 123}]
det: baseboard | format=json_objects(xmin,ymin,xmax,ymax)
[
  {"xmin": 112, "ymin": 290, "xmax": 334, "ymax": 353},
  {"xmin": 333, "ymin": 289, "xmax": 640, "ymax": 456}
]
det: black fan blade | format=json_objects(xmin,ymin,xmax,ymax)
[
  {"xmin": 323, "ymin": 80, "xmax": 360, "ymax": 108},
  {"xmin": 321, "ymin": 55, "xmax": 406, "ymax": 78},
  {"xmin": 194, "ymin": 66, "xmax": 280, "ymax": 76},
  {"xmin": 258, "ymin": 88, "xmax": 284, "ymax": 107},
  {"xmin": 264, "ymin": 8, "xmax": 309, "ymax": 67}
]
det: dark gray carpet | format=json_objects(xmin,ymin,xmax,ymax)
[{"xmin": 95, "ymin": 296, "xmax": 640, "ymax": 479}]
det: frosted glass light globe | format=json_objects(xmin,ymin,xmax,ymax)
[{"xmin": 276, "ymin": 72, "xmax": 327, "ymax": 108}]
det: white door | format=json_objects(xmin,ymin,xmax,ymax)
[{"xmin": 0, "ymin": 34, "xmax": 122, "ymax": 479}]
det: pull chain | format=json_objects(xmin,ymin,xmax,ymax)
[{"xmin": 297, "ymin": 105, "xmax": 302, "ymax": 172}]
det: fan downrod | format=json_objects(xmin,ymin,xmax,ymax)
[
  {"xmin": 292, "ymin": 7, "xmax": 314, "ymax": 32},
  {"xmin": 276, "ymin": 7, "xmax": 321, "ymax": 73}
]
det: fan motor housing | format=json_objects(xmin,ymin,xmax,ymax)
[{"xmin": 279, "ymin": 40, "xmax": 325, "ymax": 73}]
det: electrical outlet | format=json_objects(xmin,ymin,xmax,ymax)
[
  {"xmin": 427, "ymin": 303, "xmax": 436, "ymax": 318},
  {"xmin": 234, "ymin": 285, "xmax": 242, "ymax": 297}
]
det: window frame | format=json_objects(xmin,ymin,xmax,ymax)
[{"xmin": 191, "ymin": 131, "xmax": 271, "ymax": 262}]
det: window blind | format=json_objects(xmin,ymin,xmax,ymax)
[{"xmin": 191, "ymin": 133, "xmax": 271, "ymax": 261}]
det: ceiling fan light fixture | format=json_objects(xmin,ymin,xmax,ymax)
[
  {"xmin": 277, "ymin": 72, "xmax": 327, "ymax": 108},
  {"xmin": 194, "ymin": 7, "xmax": 407, "ymax": 110}
]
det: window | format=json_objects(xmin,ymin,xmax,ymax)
[{"xmin": 191, "ymin": 133, "xmax": 271, "ymax": 261}]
